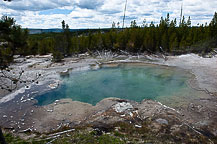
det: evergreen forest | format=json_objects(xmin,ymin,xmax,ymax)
[{"xmin": 0, "ymin": 12, "xmax": 217, "ymax": 67}]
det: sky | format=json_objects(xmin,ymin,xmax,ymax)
[{"xmin": 0, "ymin": 0, "xmax": 216, "ymax": 29}]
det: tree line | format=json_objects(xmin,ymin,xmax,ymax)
[
  {"xmin": 0, "ymin": 16, "xmax": 28, "ymax": 68},
  {"xmin": 0, "ymin": 12, "xmax": 217, "ymax": 65}
]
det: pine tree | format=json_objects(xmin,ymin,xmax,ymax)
[
  {"xmin": 130, "ymin": 20, "xmax": 138, "ymax": 28},
  {"xmin": 187, "ymin": 16, "xmax": 191, "ymax": 27},
  {"xmin": 169, "ymin": 32, "xmax": 178, "ymax": 51},
  {"xmin": 161, "ymin": 32, "xmax": 169, "ymax": 52},
  {"xmin": 209, "ymin": 12, "xmax": 217, "ymax": 37},
  {"xmin": 0, "ymin": 16, "xmax": 28, "ymax": 68},
  {"xmin": 142, "ymin": 19, "xmax": 148, "ymax": 28}
]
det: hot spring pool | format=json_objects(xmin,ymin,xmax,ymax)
[{"xmin": 35, "ymin": 63, "xmax": 202, "ymax": 106}]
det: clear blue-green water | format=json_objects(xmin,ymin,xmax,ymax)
[{"xmin": 35, "ymin": 64, "xmax": 197, "ymax": 106}]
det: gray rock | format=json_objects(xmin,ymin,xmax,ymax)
[{"xmin": 156, "ymin": 118, "xmax": 168, "ymax": 125}]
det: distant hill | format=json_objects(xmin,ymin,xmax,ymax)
[{"xmin": 28, "ymin": 29, "xmax": 89, "ymax": 34}]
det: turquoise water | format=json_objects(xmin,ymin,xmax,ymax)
[{"xmin": 35, "ymin": 64, "xmax": 195, "ymax": 106}]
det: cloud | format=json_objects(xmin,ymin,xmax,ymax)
[
  {"xmin": 0, "ymin": 0, "xmax": 216, "ymax": 28},
  {"xmin": 0, "ymin": 0, "xmax": 73, "ymax": 11},
  {"xmin": 76, "ymin": 0, "xmax": 104, "ymax": 10}
]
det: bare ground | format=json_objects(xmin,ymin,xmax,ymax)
[{"xmin": 0, "ymin": 54, "xmax": 217, "ymax": 142}]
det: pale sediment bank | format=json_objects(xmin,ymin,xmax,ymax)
[
  {"xmin": 0, "ymin": 54, "xmax": 217, "ymax": 140},
  {"xmin": 162, "ymin": 54, "xmax": 217, "ymax": 94}
]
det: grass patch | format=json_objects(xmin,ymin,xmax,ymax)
[{"xmin": 4, "ymin": 132, "xmax": 48, "ymax": 144}]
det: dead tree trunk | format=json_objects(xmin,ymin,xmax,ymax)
[{"xmin": 0, "ymin": 127, "xmax": 7, "ymax": 144}]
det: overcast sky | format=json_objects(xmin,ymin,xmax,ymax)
[{"xmin": 0, "ymin": 0, "xmax": 216, "ymax": 29}]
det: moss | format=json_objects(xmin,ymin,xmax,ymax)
[
  {"xmin": 50, "ymin": 131, "xmax": 124, "ymax": 144},
  {"xmin": 5, "ymin": 133, "xmax": 28, "ymax": 144},
  {"xmin": 4, "ymin": 132, "xmax": 48, "ymax": 144},
  {"xmin": 98, "ymin": 134, "xmax": 124, "ymax": 144},
  {"xmin": 114, "ymin": 131, "xmax": 125, "ymax": 138}
]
